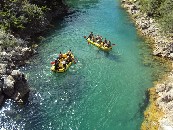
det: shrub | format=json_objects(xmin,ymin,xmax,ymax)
[
  {"xmin": 0, "ymin": 30, "xmax": 18, "ymax": 47},
  {"xmin": 139, "ymin": 0, "xmax": 173, "ymax": 33},
  {"xmin": 0, "ymin": 0, "xmax": 45, "ymax": 34},
  {"xmin": 159, "ymin": 11, "xmax": 173, "ymax": 33}
]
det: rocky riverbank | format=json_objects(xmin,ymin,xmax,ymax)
[
  {"xmin": 0, "ymin": 30, "xmax": 34, "ymax": 106},
  {"xmin": 0, "ymin": 1, "xmax": 68, "ymax": 107},
  {"xmin": 121, "ymin": 0, "xmax": 173, "ymax": 129}
]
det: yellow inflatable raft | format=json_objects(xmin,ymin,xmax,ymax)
[
  {"xmin": 87, "ymin": 38, "xmax": 112, "ymax": 51},
  {"xmin": 51, "ymin": 53, "xmax": 74, "ymax": 73}
]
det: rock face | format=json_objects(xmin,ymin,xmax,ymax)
[
  {"xmin": 156, "ymin": 71, "xmax": 173, "ymax": 129},
  {"xmin": 0, "ymin": 30, "xmax": 32, "ymax": 106},
  {"xmin": 0, "ymin": 64, "xmax": 7, "ymax": 74},
  {"xmin": 3, "ymin": 75, "xmax": 15, "ymax": 97},
  {"xmin": 0, "ymin": 70, "xmax": 29, "ymax": 105},
  {"xmin": 0, "ymin": 87, "xmax": 4, "ymax": 106},
  {"xmin": 0, "ymin": 0, "xmax": 68, "ymax": 107},
  {"xmin": 122, "ymin": 0, "xmax": 173, "ymax": 58},
  {"xmin": 121, "ymin": 0, "xmax": 173, "ymax": 129}
]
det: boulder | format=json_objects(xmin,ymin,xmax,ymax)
[
  {"xmin": 0, "ymin": 87, "xmax": 4, "ymax": 106},
  {"xmin": 0, "ymin": 51, "xmax": 12, "ymax": 61},
  {"xmin": 169, "ymin": 53, "xmax": 173, "ymax": 59},
  {"xmin": 11, "ymin": 70, "xmax": 29, "ymax": 101},
  {"xmin": 3, "ymin": 75, "xmax": 15, "ymax": 97},
  {"xmin": 0, "ymin": 96, "xmax": 4, "ymax": 106},
  {"xmin": 156, "ymin": 83, "xmax": 166, "ymax": 93},
  {"xmin": 6, "ymin": 47, "xmax": 13, "ymax": 52},
  {"xmin": 121, "ymin": 0, "xmax": 126, "ymax": 3},
  {"xmin": 0, "ymin": 64, "xmax": 7, "ymax": 74},
  {"xmin": 11, "ymin": 51, "xmax": 23, "ymax": 61},
  {"xmin": 13, "ymin": 76, "xmax": 29, "ymax": 99},
  {"xmin": 11, "ymin": 70, "xmax": 22, "ymax": 79},
  {"xmin": 153, "ymin": 48, "xmax": 162, "ymax": 56},
  {"xmin": 159, "ymin": 117, "xmax": 173, "ymax": 130},
  {"xmin": 21, "ymin": 47, "xmax": 33, "ymax": 59},
  {"xmin": 14, "ymin": 46, "xmax": 23, "ymax": 53},
  {"xmin": 11, "ymin": 47, "xmax": 33, "ymax": 63},
  {"xmin": 141, "ymin": 21, "xmax": 150, "ymax": 30},
  {"xmin": 131, "ymin": 4, "xmax": 137, "ymax": 11}
]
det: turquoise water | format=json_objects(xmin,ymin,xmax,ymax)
[{"xmin": 0, "ymin": 0, "xmax": 162, "ymax": 129}]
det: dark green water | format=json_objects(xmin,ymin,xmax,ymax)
[{"xmin": 0, "ymin": 0, "xmax": 165, "ymax": 129}]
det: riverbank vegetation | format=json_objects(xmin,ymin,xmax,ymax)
[
  {"xmin": 138, "ymin": 36, "xmax": 172, "ymax": 81},
  {"xmin": 139, "ymin": 0, "xmax": 173, "ymax": 34},
  {"xmin": 0, "ymin": 0, "xmax": 67, "ymax": 47},
  {"xmin": 141, "ymin": 87, "xmax": 164, "ymax": 130},
  {"xmin": 0, "ymin": 0, "xmax": 67, "ymax": 106}
]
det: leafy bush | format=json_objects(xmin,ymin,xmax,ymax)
[
  {"xmin": 29, "ymin": 0, "xmax": 64, "ymax": 11},
  {"xmin": 159, "ymin": 11, "xmax": 173, "ymax": 33},
  {"xmin": 0, "ymin": 0, "xmax": 66, "ymax": 48},
  {"xmin": 0, "ymin": 0, "xmax": 45, "ymax": 34},
  {"xmin": 139, "ymin": 0, "xmax": 173, "ymax": 33},
  {"xmin": 0, "ymin": 30, "xmax": 18, "ymax": 47}
]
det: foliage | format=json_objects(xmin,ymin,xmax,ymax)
[
  {"xmin": 0, "ymin": 30, "xmax": 18, "ymax": 47},
  {"xmin": 158, "ymin": 0, "xmax": 173, "ymax": 33},
  {"xmin": 0, "ymin": 0, "xmax": 66, "ymax": 47},
  {"xmin": 29, "ymin": 0, "xmax": 64, "ymax": 11},
  {"xmin": 138, "ymin": 0, "xmax": 173, "ymax": 33},
  {"xmin": 0, "ymin": 0, "xmax": 44, "ymax": 32},
  {"xmin": 0, "ymin": 0, "xmax": 65, "ymax": 37},
  {"xmin": 141, "ymin": 87, "xmax": 165, "ymax": 130}
]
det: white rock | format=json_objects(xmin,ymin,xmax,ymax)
[
  {"xmin": 159, "ymin": 117, "xmax": 173, "ymax": 130},
  {"xmin": 169, "ymin": 53, "xmax": 173, "ymax": 59},
  {"xmin": 0, "ymin": 64, "xmax": 7, "ymax": 74},
  {"xmin": 3, "ymin": 75, "xmax": 15, "ymax": 89},
  {"xmin": 11, "ymin": 70, "xmax": 21, "ymax": 76}
]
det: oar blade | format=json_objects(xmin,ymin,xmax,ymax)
[{"xmin": 51, "ymin": 61, "xmax": 55, "ymax": 64}]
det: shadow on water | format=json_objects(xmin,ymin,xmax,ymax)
[
  {"xmin": 94, "ymin": 50, "xmax": 122, "ymax": 62},
  {"xmin": 67, "ymin": 0, "xmax": 99, "ymax": 9},
  {"xmin": 55, "ymin": 74, "xmax": 87, "ymax": 105},
  {"xmin": 130, "ymin": 89, "xmax": 150, "ymax": 121},
  {"xmin": 138, "ymin": 89, "xmax": 150, "ymax": 115}
]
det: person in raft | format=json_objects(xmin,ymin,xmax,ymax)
[
  {"xmin": 66, "ymin": 55, "xmax": 73, "ymax": 64},
  {"xmin": 104, "ymin": 40, "xmax": 112, "ymax": 48},
  {"xmin": 67, "ymin": 49, "xmax": 72, "ymax": 56},
  {"xmin": 104, "ymin": 38, "xmax": 107, "ymax": 44},
  {"xmin": 58, "ymin": 52, "xmax": 63, "ymax": 59},
  {"xmin": 62, "ymin": 60, "xmax": 66, "ymax": 70},
  {"xmin": 88, "ymin": 32, "xmax": 93, "ymax": 39},
  {"xmin": 54, "ymin": 59, "xmax": 60, "ymax": 70},
  {"xmin": 107, "ymin": 40, "xmax": 112, "ymax": 47},
  {"xmin": 97, "ymin": 35, "xmax": 103, "ymax": 44}
]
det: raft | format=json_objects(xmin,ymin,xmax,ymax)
[
  {"xmin": 51, "ymin": 54, "xmax": 74, "ymax": 73},
  {"xmin": 87, "ymin": 38, "xmax": 112, "ymax": 51},
  {"xmin": 51, "ymin": 61, "xmax": 73, "ymax": 73}
]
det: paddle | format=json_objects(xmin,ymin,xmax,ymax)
[
  {"xmin": 73, "ymin": 58, "xmax": 78, "ymax": 64},
  {"xmin": 51, "ymin": 61, "xmax": 55, "ymax": 64},
  {"xmin": 84, "ymin": 36, "xmax": 90, "ymax": 44}
]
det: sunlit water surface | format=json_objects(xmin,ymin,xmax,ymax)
[{"xmin": 0, "ymin": 0, "xmax": 165, "ymax": 129}]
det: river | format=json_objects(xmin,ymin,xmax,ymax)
[{"xmin": 0, "ymin": 0, "xmax": 166, "ymax": 129}]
